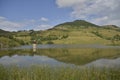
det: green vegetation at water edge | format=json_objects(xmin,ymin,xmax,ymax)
[{"xmin": 0, "ymin": 65, "xmax": 120, "ymax": 80}]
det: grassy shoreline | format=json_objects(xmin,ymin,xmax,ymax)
[
  {"xmin": 0, "ymin": 47, "xmax": 120, "ymax": 80},
  {"xmin": 0, "ymin": 65, "xmax": 120, "ymax": 80}
]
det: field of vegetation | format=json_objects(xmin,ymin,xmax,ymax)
[
  {"xmin": 0, "ymin": 45, "xmax": 120, "ymax": 80},
  {"xmin": 0, "ymin": 65, "xmax": 120, "ymax": 80}
]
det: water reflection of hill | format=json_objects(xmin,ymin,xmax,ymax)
[{"xmin": 0, "ymin": 47, "xmax": 120, "ymax": 65}]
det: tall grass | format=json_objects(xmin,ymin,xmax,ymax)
[{"xmin": 0, "ymin": 65, "xmax": 120, "ymax": 80}]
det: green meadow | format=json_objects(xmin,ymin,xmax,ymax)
[{"xmin": 0, "ymin": 65, "xmax": 120, "ymax": 80}]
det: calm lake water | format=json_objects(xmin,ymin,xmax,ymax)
[{"xmin": 0, "ymin": 44, "xmax": 120, "ymax": 68}]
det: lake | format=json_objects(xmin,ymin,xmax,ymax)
[{"xmin": 0, "ymin": 44, "xmax": 120, "ymax": 68}]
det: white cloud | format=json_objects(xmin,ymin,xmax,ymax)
[
  {"xmin": 0, "ymin": 16, "xmax": 52, "ymax": 31},
  {"xmin": 0, "ymin": 16, "xmax": 23, "ymax": 31},
  {"xmin": 0, "ymin": 16, "xmax": 6, "ymax": 20},
  {"xmin": 34, "ymin": 24, "xmax": 53, "ymax": 30},
  {"xmin": 40, "ymin": 17, "xmax": 48, "ymax": 22},
  {"xmin": 56, "ymin": 0, "xmax": 85, "ymax": 8},
  {"xmin": 56, "ymin": 0, "xmax": 120, "ymax": 26}
]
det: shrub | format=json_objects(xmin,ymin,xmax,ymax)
[{"xmin": 46, "ymin": 41, "xmax": 54, "ymax": 44}]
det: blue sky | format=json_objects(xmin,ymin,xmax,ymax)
[{"xmin": 0, "ymin": 0, "xmax": 120, "ymax": 31}]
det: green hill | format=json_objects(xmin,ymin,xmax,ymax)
[
  {"xmin": 38, "ymin": 20, "xmax": 120, "ymax": 45},
  {"xmin": 0, "ymin": 29, "xmax": 10, "ymax": 33},
  {"xmin": 0, "ymin": 37, "xmax": 20, "ymax": 48},
  {"xmin": 0, "ymin": 20, "xmax": 120, "ymax": 46},
  {"xmin": 54, "ymin": 20, "xmax": 99, "ymax": 30},
  {"xmin": 0, "ymin": 29, "xmax": 10, "ymax": 36},
  {"xmin": 0, "ymin": 29, "xmax": 21, "ymax": 48}
]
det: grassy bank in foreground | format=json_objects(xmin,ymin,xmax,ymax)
[{"xmin": 0, "ymin": 65, "xmax": 120, "ymax": 80}]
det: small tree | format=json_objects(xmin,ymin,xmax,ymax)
[
  {"xmin": 111, "ymin": 34, "xmax": 120, "ymax": 45},
  {"xmin": 46, "ymin": 41, "xmax": 54, "ymax": 44}
]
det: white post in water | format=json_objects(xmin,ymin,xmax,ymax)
[{"xmin": 33, "ymin": 40, "xmax": 37, "ymax": 52}]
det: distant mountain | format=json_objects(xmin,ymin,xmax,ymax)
[
  {"xmin": 0, "ymin": 29, "xmax": 11, "ymax": 37},
  {"xmin": 0, "ymin": 29, "xmax": 10, "ymax": 34},
  {"xmin": 102, "ymin": 25, "xmax": 120, "ymax": 30},
  {"xmin": 0, "ymin": 20, "xmax": 120, "ymax": 46},
  {"xmin": 54, "ymin": 20, "xmax": 99, "ymax": 29},
  {"xmin": 42, "ymin": 20, "xmax": 120, "ymax": 45}
]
